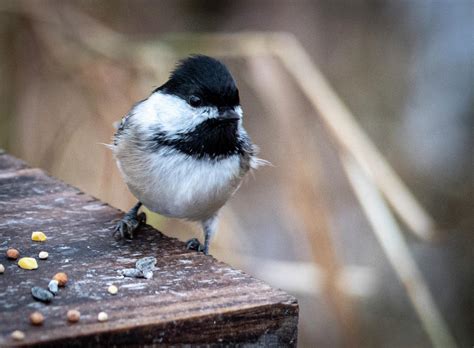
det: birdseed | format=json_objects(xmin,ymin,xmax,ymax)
[
  {"xmin": 67, "ymin": 309, "xmax": 80, "ymax": 323},
  {"xmin": 31, "ymin": 231, "xmax": 47, "ymax": 242},
  {"xmin": 107, "ymin": 285, "xmax": 118, "ymax": 295},
  {"xmin": 97, "ymin": 312, "xmax": 108, "ymax": 322},
  {"xmin": 53, "ymin": 272, "xmax": 68, "ymax": 286},
  {"xmin": 18, "ymin": 257, "xmax": 38, "ymax": 270},
  {"xmin": 38, "ymin": 251, "xmax": 49, "ymax": 259},
  {"xmin": 30, "ymin": 312, "xmax": 44, "ymax": 326},
  {"xmin": 11, "ymin": 330, "xmax": 25, "ymax": 341},
  {"xmin": 6, "ymin": 248, "xmax": 19, "ymax": 260}
]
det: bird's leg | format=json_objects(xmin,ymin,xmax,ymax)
[
  {"xmin": 113, "ymin": 201, "xmax": 146, "ymax": 240},
  {"xmin": 186, "ymin": 215, "xmax": 218, "ymax": 255},
  {"xmin": 202, "ymin": 216, "xmax": 218, "ymax": 255}
]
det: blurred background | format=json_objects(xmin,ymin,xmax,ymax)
[{"xmin": 0, "ymin": 1, "xmax": 472, "ymax": 347}]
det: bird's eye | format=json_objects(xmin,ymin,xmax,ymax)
[{"xmin": 189, "ymin": 95, "xmax": 202, "ymax": 107}]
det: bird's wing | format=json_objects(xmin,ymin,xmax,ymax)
[{"xmin": 113, "ymin": 98, "xmax": 147, "ymax": 145}]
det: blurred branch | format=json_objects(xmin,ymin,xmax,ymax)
[{"xmin": 341, "ymin": 153, "xmax": 456, "ymax": 348}]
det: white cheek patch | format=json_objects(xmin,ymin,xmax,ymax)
[
  {"xmin": 234, "ymin": 106, "xmax": 243, "ymax": 118},
  {"xmin": 135, "ymin": 92, "xmax": 214, "ymax": 135}
]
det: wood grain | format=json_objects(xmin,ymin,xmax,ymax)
[{"xmin": 0, "ymin": 153, "xmax": 298, "ymax": 347}]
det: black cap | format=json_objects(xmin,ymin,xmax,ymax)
[{"xmin": 156, "ymin": 55, "xmax": 240, "ymax": 108}]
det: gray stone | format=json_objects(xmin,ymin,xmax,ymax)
[
  {"xmin": 48, "ymin": 279, "xmax": 59, "ymax": 295},
  {"xmin": 143, "ymin": 270, "xmax": 153, "ymax": 279},
  {"xmin": 31, "ymin": 286, "xmax": 54, "ymax": 303},
  {"xmin": 120, "ymin": 268, "xmax": 143, "ymax": 278},
  {"xmin": 135, "ymin": 257, "xmax": 157, "ymax": 272}
]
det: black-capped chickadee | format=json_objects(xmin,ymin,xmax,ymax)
[{"xmin": 111, "ymin": 55, "xmax": 264, "ymax": 255}]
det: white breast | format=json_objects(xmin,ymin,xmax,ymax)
[{"xmin": 116, "ymin": 148, "xmax": 243, "ymax": 221}]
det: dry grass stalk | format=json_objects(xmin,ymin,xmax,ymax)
[
  {"xmin": 268, "ymin": 33, "xmax": 436, "ymax": 241},
  {"xmin": 341, "ymin": 153, "xmax": 456, "ymax": 348}
]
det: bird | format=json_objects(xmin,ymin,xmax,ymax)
[{"xmin": 111, "ymin": 55, "xmax": 264, "ymax": 255}]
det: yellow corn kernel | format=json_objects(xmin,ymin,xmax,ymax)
[
  {"xmin": 18, "ymin": 257, "xmax": 38, "ymax": 270},
  {"xmin": 31, "ymin": 231, "xmax": 47, "ymax": 242}
]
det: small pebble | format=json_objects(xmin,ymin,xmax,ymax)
[
  {"xmin": 67, "ymin": 309, "xmax": 80, "ymax": 323},
  {"xmin": 53, "ymin": 272, "xmax": 68, "ymax": 286},
  {"xmin": 143, "ymin": 270, "xmax": 153, "ymax": 279},
  {"xmin": 120, "ymin": 268, "xmax": 143, "ymax": 278},
  {"xmin": 18, "ymin": 257, "xmax": 38, "ymax": 270},
  {"xmin": 6, "ymin": 248, "xmax": 19, "ymax": 260},
  {"xmin": 136, "ymin": 256, "xmax": 157, "ymax": 272},
  {"xmin": 31, "ymin": 231, "xmax": 47, "ymax": 242},
  {"xmin": 30, "ymin": 311, "xmax": 44, "ymax": 326},
  {"xmin": 97, "ymin": 312, "xmax": 108, "ymax": 322},
  {"xmin": 38, "ymin": 251, "xmax": 49, "ymax": 260},
  {"xmin": 0, "ymin": 263, "xmax": 4, "ymax": 274},
  {"xmin": 31, "ymin": 286, "xmax": 54, "ymax": 303},
  {"xmin": 48, "ymin": 279, "xmax": 59, "ymax": 295},
  {"xmin": 107, "ymin": 285, "xmax": 118, "ymax": 295},
  {"xmin": 11, "ymin": 330, "xmax": 25, "ymax": 341}
]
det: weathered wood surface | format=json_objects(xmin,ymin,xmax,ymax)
[{"xmin": 0, "ymin": 153, "xmax": 298, "ymax": 347}]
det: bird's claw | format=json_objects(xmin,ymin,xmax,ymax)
[
  {"xmin": 113, "ymin": 212, "xmax": 146, "ymax": 240},
  {"xmin": 186, "ymin": 238, "xmax": 207, "ymax": 254}
]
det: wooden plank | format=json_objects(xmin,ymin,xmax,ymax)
[
  {"xmin": 0, "ymin": 152, "xmax": 29, "ymax": 173},
  {"xmin": 0, "ymin": 153, "xmax": 298, "ymax": 347}
]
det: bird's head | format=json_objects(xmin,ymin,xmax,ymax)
[{"xmin": 146, "ymin": 55, "xmax": 242, "ymax": 135}]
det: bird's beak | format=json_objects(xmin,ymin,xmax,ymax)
[{"xmin": 218, "ymin": 107, "xmax": 240, "ymax": 121}]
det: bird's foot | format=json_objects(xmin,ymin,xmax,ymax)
[
  {"xmin": 113, "ymin": 211, "xmax": 146, "ymax": 240},
  {"xmin": 185, "ymin": 238, "xmax": 208, "ymax": 254}
]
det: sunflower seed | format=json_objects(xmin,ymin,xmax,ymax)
[
  {"xmin": 120, "ymin": 268, "xmax": 143, "ymax": 278},
  {"xmin": 135, "ymin": 257, "xmax": 157, "ymax": 272}
]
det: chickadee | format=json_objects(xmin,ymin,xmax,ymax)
[{"xmin": 111, "ymin": 55, "xmax": 263, "ymax": 255}]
